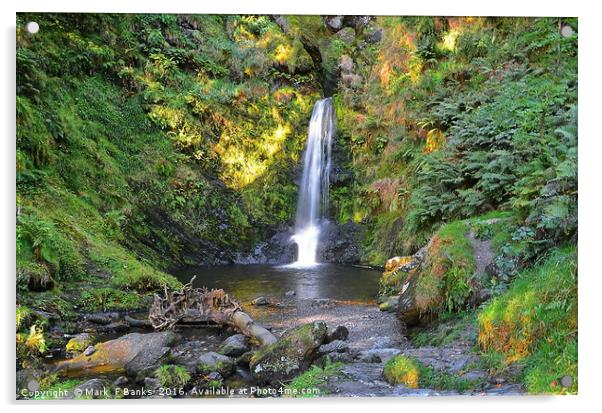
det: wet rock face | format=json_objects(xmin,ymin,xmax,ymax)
[
  {"xmin": 234, "ymin": 229, "xmax": 296, "ymax": 264},
  {"xmin": 317, "ymin": 221, "xmax": 364, "ymax": 264},
  {"xmin": 249, "ymin": 321, "xmax": 327, "ymax": 384},
  {"xmin": 236, "ymin": 220, "xmax": 364, "ymax": 265}
]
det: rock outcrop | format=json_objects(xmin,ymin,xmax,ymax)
[{"xmin": 249, "ymin": 321, "xmax": 327, "ymax": 383}]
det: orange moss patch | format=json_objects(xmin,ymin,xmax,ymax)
[
  {"xmin": 384, "ymin": 255, "xmax": 414, "ymax": 273},
  {"xmin": 383, "ymin": 354, "xmax": 421, "ymax": 388}
]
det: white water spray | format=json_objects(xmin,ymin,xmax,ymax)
[{"xmin": 289, "ymin": 98, "xmax": 335, "ymax": 267}]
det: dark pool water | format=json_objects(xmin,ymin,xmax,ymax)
[{"xmin": 171, "ymin": 264, "xmax": 382, "ymax": 304}]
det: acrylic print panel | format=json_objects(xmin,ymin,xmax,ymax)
[{"xmin": 15, "ymin": 13, "xmax": 577, "ymax": 399}]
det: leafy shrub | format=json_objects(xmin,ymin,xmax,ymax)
[{"xmin": 155, "ymin": 365, "xmax": 191, "ymax": 389}]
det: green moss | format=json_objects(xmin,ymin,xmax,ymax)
[
  {"xmin": 65, "ymin": 334, "xmax": 93, "ymax": 354},
  {"xmin": 383, "ymin": 355, "xmax": 421, "ymax": 388},
  {"xmin": 413, "ymin": 220, "xmax": 476, "ymax": 314},
  {"xmin": 285, "ymin": 360, "xmax": 343, "ymax": 398},
  {"xmin": 78, "ymin": 288, "xmax": 144, "ymax": 312},
  {"xmin": 89, "ymin": 243, "xmax": 180, "ymax": 292},
  {"xmin": 411, "ymin": 311, "xmax": 476, "ymax": 347},
  {"xmin": 477, "ymin": 246, "xmax": 577, "ymax": 394},
  {"xmin": 384, "ymin": 354, "xmax": 485, "ymax": 392}
]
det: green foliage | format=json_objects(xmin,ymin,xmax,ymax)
[
  {"xmin": 155, "ymin": 365, "xmax": 191, "ymax": 389},
  {"xmin": 17, "ymin": 208, "xmax": 85, "ymax": 290},
  {"xmin": 335, "ymin": 17, "xmax": 577, "ymax": 263},
  {"xmin": 411, "ymin": 311, "xmax": 476, "ymax": 347},
  {"xmin": 477, "ymin": 246, "xmax": 577, "ymax": 394},
  {"xmin": 79, "ymin": 288, "xmax": 144, "ymax": 312},
  {"xmin": 384, "ymin": 353, "xmax": 485, "ymax": 391},
  {"xmin": 286, "ymin": 360, "xmax": 343, "ymax": 398},
  {"xmin": 32, "ymin": 379, "xmax": 82, "ymax": 400},
  {"xmin": 412, "ymin": 220, "xmax": 476, "ymax": 314},
  {"xmin": 16, "ymin": 323, "xmax": 48, "ymax": 368}
]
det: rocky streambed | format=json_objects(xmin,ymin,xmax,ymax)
[{"xmin": 17, "ymin": 287, "xmax": 524, "ymax": 399}]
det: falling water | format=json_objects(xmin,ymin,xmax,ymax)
[{"xmin": 289, "ymin": 98, "xmax": 335, "ymax": 266}]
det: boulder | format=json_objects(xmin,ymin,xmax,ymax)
[
  {"xmin": 249, "ymin": 321, "xmax": 327, "ymax": 383},
  {"xmin": 143, "ymin": 377, "xmax": 162, "ymax": 393},
  {"xmin": 54, "ymin": 332, "xmax": 178, "ymax": 377},
  {"xmin": 318, "ymin": 340, "xmax": 349, "ymax": 356},
  {"xmin": 397, "ymin": 273, "xmax": 421, "ymax": 326},
  {"xmin": 251, "ymin": 296, "xmax": 268, "ymax": 306},
  {"xmin": 339, "ymin": 55, "xmax": 354, "ymax": 73},
  {"xmin": 365, "ymin": 28, "xmax": 383, "ymax": 43},
  {"xmin": 335, "ymin": 27, "xmax": 356, "ymax": 44},
  {"xmin": 16, "ymin": 368, "xmax": 43, "ymax": 396},
  {"xmin": 196, "ymin": 352, "xmax": 235, "ymax": 377},
  {"xmin": 69, "ymin": 378, "xmax": 112, "ymax": 399},
  {"xmin": 85, "ymin": 313, "xmax": 118, "ymax": 325},
  {"xmin": 204, "ymin": 371, "xmax": 223, "ymax": 386},
  {"xmin": 113, "ymin": 376, "xmax": 128, "ymax": 386},
  {"xmin": 378, "ymin": 296, "xmax": 399, "ymax": 313},
  {"xmin": 325, "ymin": 325, "xmax": 349, "ymax": 343},
  {"xmin": 217, "ymin": 334, "xmax": 249, "ymax": 357},
  {"xmin": 66, "ymin": 333, "xmax": 94, "ymax": 354},
  {"xmin": 83, "ymin": 345, "xmax": 96, "ymax": 357},
  {"xmin": 384, "ymin": 256, "xmax": 415, "ymax": 273},
  {"xmin": 324, "ymin": 15, "xmax": 344, "ymax": 31}
]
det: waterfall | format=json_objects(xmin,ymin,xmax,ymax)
[{"xmin": 289, "ymin": 98, "xmax": 335, "ymax": 266}]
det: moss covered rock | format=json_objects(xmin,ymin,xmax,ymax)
[
  {"xmin": 383, "ymin": 354, "xmax": 421, "ymax": 388},
  {"xmin": 250, "ymin": 321, "xmax": 327, "ymax": 384},
  {"xmin": 65, "ymin": 333, "xmax": 94, "ymax": 355},
  {"xmin": 195, "ymin": 352, "xmax": 235, "ymax": 377},
  {"xmin": 54, "ymin": 332, "xmax": 178, "ymax": 377},
  {"xmin": 396, "ymin": 221, "xmax": 479, "ymax": 325}
]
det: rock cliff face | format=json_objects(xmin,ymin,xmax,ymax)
[{"xmin": 234, "ymin": 220, "xmax": 364, "ymax": 264}]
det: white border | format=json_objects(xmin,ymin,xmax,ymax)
[{"xmin": 2, "ymin": 1, "xmax": 600, "ymax": 411}]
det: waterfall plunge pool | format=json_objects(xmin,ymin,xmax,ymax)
[{"xmin": 171, "ymin": 263, "xmax": 382, "ymax": 305}]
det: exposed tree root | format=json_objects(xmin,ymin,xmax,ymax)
[{"xmin": 149, "ymin": 277, "xmax": 277, "ymax": 346}]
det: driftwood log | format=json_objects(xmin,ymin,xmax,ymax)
[{"xmin": 149, "ymin": 277, "xmax": 277, "ymax": 346}]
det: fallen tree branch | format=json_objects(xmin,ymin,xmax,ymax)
[{"xmin": 149, "ymin": 277, "xmax": 277, "ymax": 346}]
